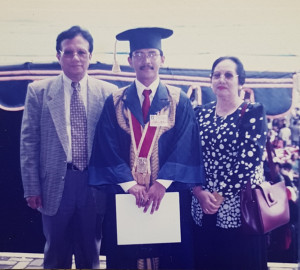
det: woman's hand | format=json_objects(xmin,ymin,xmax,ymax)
[{"xmin": 193, "ymin": 186, "xmax": 222, "ymax": 215}]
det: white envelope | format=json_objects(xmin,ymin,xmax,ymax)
[{"xmin": 116, "ymin": 192, "xmax": 181, "ymax": 245}]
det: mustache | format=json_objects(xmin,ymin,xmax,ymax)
[{"xmin": 140, "ymin": 65, "xmax": 154, "ymax": 70}]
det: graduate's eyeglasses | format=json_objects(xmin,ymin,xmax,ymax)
[
  {"xmin": 59, "ymin": 49, "xmax": 90, "ymax": 59},
  {"xmin": 132, "ymin": 51, "xmax": 161, "ymax": 60},
  {"xmin": 211, "ymin": 72, "xmax": 239, "ymax": 81}
]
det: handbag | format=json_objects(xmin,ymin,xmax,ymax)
[
  {"xmin": 239, "ymin": 102, "xmax": 290, "ymax": 234},
  {"xmin": 240, "ymin": 180, "xmax": 290, "ymax": 234}
]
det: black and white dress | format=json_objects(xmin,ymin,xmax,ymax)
[
  {"xmin": 191, "ymin": 101, "xmax": 268, "ymax": 270},
  {"xmin": 192, "ymin": 101, "xmax": 267, "ymax": 228}
]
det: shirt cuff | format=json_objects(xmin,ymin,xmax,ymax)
[
  {"xmin": 119, "ymin": 181, "xmax": 136, "ymax": 193},
  {"xmin": 156, "ymin": 179, "xmax": 173, "ymax": 189}
]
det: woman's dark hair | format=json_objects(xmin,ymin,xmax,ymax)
[
  {"xmin": 56, "ymin": 25, "xmax": 93, "ymax": 53},
  {"xmin": 211, "ymin": 56, "xmax": 246, "ymax": 85}
]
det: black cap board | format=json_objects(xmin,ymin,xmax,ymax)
[{"xmin": 116, "ymin": 27, "xmax": 173, "ymax": 53}]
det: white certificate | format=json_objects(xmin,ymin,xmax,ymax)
[{"xmin": 116, "ymin": 192, "xmax": 181, "ymax": 245}]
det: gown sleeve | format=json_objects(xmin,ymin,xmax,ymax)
[
  {"xmin": 157, "ymin": 92, "xmax": 206, "ymax": 186},
  {"xmin": 88, "ymin": 95, "xmax": 134, "ymax": 186}
]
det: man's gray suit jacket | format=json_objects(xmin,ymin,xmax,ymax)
[{"xmin": 20, "ymin": 74, "xmax": 117, "ymax": 216}]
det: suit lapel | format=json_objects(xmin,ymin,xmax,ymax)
[
  {"xmin": 149, "ymin": 82, "xmax": 170, "ymax": 117},
  {"xmin": 47, "ymin": 74, "xmax": 68, "ymax": 156},
  {"xmin": 124, "ymin": 83, "xmax": 144, "ymax": 125},
  {"xmin": 86, "ymin": 76, "xmax": 103, "ymax": 158}
]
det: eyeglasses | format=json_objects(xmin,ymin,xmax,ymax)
[
  {"xmin": 59, "ymin": 49, "xmax": 90, "ymax": 59},
  {"xmin": 211, "ymin": 72, "xmax": 239, "ymax": 80},
  {"xmin": 132, "ymin": 51, "xmax": 161, "ymax": 60}
]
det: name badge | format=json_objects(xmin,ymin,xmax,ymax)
[{"xmin": 150, "ymin": 114, "xmax": 168, "ymax": 127}]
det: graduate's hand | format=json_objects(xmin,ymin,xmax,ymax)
[
  {"xmin": 143, "ymin": 181, "xmax": 166, "ymax": 214},
  {"xmin": 193, "ymin": 187, "xmax": 220, "ymax": 215},
  {"xmin": 26, "ymin": 196, "xmax": 42, "ymax": 210},
  {"xmin": 128, "ymin": 184, "xmax": 148, "ymax": 208}
]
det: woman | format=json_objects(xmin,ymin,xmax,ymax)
[{"xmin": 192, "ymin": 56, "xmax": 268, "ymax": 270}]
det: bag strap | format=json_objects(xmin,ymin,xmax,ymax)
[
  {"xmin": 237, "ymin": 102, "xmax": 248, "ymax": 127},
  {"xmin": 239, "ymin": 102, "xmax": 248, "ymax": 121},
  {"xmin": 266, "ymin": 136, "xmax": 276, "ymax": 182},
  {"xmin": 238, "ymin": 102, "xmax": 250, "ymax": 188}
]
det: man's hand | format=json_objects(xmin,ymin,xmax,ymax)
[
  {"xmin": 26, "ymin": 196, "xmax": 42, "ymax": 209},
  {"xmin": 128, "ymin": 184, "xmax": 148, "ymax": 208},
  {"xmin": 143, "ymin": 181, "xmax": 166, "ymax": 214}
]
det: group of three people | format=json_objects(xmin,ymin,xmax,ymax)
[{"xmin": 20, "ymin": 25, "xmax": 268, "ymax": 270}]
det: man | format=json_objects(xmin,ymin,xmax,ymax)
[
  {"xmin": 89, "ymin": 27, "xmax": 205, "ymax": 269},
  {"xmin": 20, "ymin": 25, "xmax": 117, "ymax": 269}
]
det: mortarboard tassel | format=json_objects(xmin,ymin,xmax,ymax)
[{"xmin": 112, "ymin": 39, "xmax": 121, "ymax": 73}]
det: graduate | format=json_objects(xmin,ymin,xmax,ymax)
[{"xmin": 89, "ymin": 27, "xmax": 205, "ymax": 270}]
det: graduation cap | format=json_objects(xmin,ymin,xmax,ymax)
[
  {"xmin": 112, "ymin": 27, "xmax": 173, "ymax": 73},
  {"xmin": 116, "ymin": 27, "xmax": 173, "ymax": 53}
]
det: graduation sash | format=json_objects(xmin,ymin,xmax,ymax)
[{"xmin": 129, "ymin": 111, "xmax": 159, "ymax": 189}]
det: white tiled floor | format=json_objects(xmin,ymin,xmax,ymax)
[
  {"xmin": 0, "ymin": 252, "xmax": 106, "ymax": 269},
  {"xmin": 0, "ymin": 252, "xmax": 298, "ymax": 269}
]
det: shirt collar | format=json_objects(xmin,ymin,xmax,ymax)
[
  {"xmin": 62, "ymin": 73, "xmax": 88, "ymax": 93},
  {"xmin": 135, "ymin": 78, "xmax": 160, "ymax": 101}
]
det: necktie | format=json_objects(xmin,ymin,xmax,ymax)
[
  {"xmin": 70, "ymin": 82, "xmax": 88, "ymax": 171},
  {"xmin": 142, "ymin": 89, "xmax": 152, "ymax": 123}
]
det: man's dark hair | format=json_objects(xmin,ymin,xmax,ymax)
[
  {"xmin": 211, "ymin": 56, "xmax": 246, "ymax": 85},
  {"xmin": 56, "ymin": 25, "xmax": 93, "ymax": 53}
]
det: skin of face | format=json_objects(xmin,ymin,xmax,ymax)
[
  {"xmin": 56, "ymin": 34, "xmax": 92, "ymax": 82},
  {"xmin": 211, "ymin": 59, "xmax": 240, "ymax": 99},
  {"xmin": 128, "ymin": 48, "xmax": 165, "ymax": 87}
]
